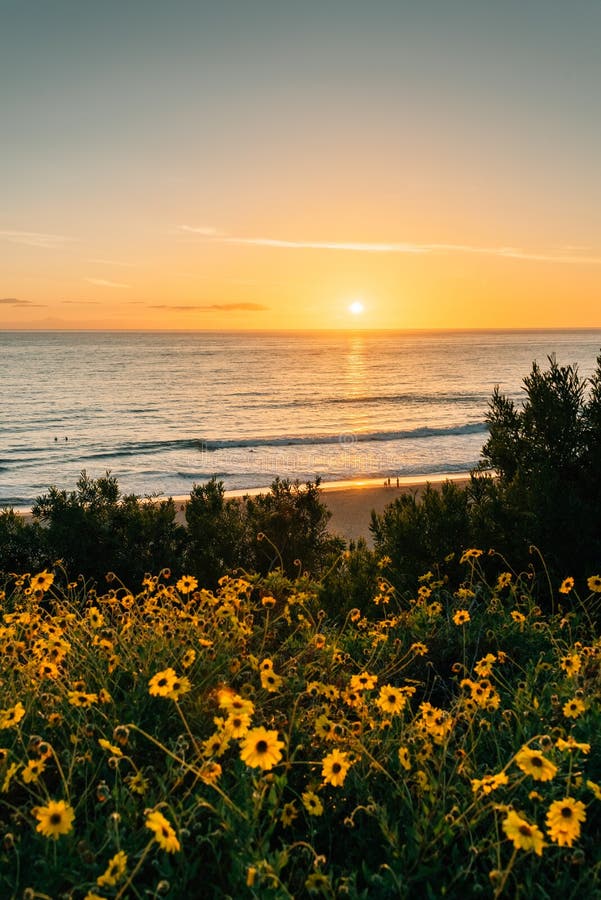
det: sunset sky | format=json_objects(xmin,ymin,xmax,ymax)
[{"xmin": 1, "ymin": 0, "xmax": 600, "ymax": 331}]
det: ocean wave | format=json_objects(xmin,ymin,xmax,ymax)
[{"xmin": 203, "ymin": 422, "xmax": 487, "ymax": 450}]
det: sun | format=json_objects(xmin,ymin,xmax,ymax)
[{"xmin": 348, "ymin": 300, "xmax": 364, "ymax": 316}]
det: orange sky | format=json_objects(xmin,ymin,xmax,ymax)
[{"xmin": 2, "ymin": 2, "xmax": 600, "ymax": 331}]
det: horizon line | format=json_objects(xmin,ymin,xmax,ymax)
[{"xmin": 3, "ymin": 325, "xmax": 601, "ymax": 335}]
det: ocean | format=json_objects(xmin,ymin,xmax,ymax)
[{"xmin": 2, "ymin": 329, "xmax": 600, "ymax": 508}]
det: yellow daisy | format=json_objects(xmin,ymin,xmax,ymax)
[
  {"xmin": 148, "ymin": 668, "xmax": 177, "ymax": 697},
  {"xmin": 515, "ymin": 747, "xmax": 557, "ymax": 782},
  {"xmin": 502, "ymin": 809, "xmax": 544, "ymax": 855},
  {"xmin": 546, "ymin": 797, "xmax": 586, "ymax": 847},
  {"xmin": 97, "ymin": 850, "xmax": 127, "ymax": 887},
  {"xmin": 321, "ymin": 749, "xmax": 352, "ymax": 787},
  {"xmin": 33, "ymin": 799, "xmax": 75, "ymax": 840},
  {"xmin": 376, "ymin": 685, "xmax": 408, "ymax": 716},
  {"xmin": 587, "ymin": 575, "xmax": 601, "ymax": 593},
  {"xmin": 239, "ymin": 727, "xmax": 284, "ymax": 771},
  {"xmin": 302, "ymin": 790, "xmax": 323, "ymax": 816},
  {"xmin": 145, "ymin": 809, "xmax": 180, "ymax": 853}
]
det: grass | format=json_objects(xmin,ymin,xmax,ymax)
[{"xmin": 1, "ymin": 552, "xmax": 601, "ymax": 898}]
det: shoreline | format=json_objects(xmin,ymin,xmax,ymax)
[{"xmin": 7, "ymin": 471, "xmax": 474, "ymax": 545}]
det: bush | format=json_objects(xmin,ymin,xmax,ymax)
[
  {"xmin": 480, "ymin": 352, "xmax": 601, "ymax": 576},
  {"xmin": 30, "ymin": 471, "xmax": 186, "ymax": 585}
]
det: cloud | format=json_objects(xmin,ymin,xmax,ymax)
[
  {"xmin": 0, "ymin": 297, "xmax": 47, "ymax": 307},
  {"xmin": 147, "ymin": 302, "xmax": 269, "ymax": 311},
  {"xmin": 85, "ymin": 278, "xmax": 130, "ymax": 288},
  {"xmin": 178, "ymin": 225, "xmax": 223, "ymax": 237},
  {"xmin": 178, "ymin": 227, "xmax": 601, "ymax": 264},
  {"xmin": 0, "ymin": 229, "xmax": 72, "ymax": 248},
  {"xmin": 61, "ymin": 300, "xmax": 101, "ymax": 305}
]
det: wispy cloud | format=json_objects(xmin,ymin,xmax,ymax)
[
  {"xmin": 61, "ymin": 300, "xmax": 101, "ymax": 305},
  {"xmin": 0, "ymin": 229, "xmax": 72, "ymax": 248},
  {"xmin": 147, "ymin": 302, "xmax": 269, "ymax": 311},
  {"xmin": 0, "ymin": 297, "xmax": 47, "ymax": 307},
  {"xmin": 85, "ymin": 278, "xmax": 130, "ymax": 288},
  {"xmin": 87, "ymin": 258, "xmax": 138, "ymax": 267},
  {"xmin": 178, "ymin": 227, "xmax": 601, "ymax": 264},
  {"xmin": 178, "ymin": 225, "xmax": 223, "ymax": 237}
]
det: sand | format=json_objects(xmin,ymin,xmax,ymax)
[{"xmin": 11, "ymin": 472, "xmax": 472, "ymax": 546}]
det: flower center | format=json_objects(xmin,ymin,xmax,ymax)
[
  {"xmin": 518, "ymin": 825, "xmax": 532, "ymax": 836},
  {"xmin": 50, "ymin": 813, "xmax": 62, "ymax": 825},
  {"xmin": 332, "ymin": 763, "xmax": 341, "ymax": 773},
  {"xmin": 561, "ymin": 806, "xmax": 573, "ymax": 819},
  {"xmin": 256, "ymin": 740, "xmax": 268, "ymax": 754}
]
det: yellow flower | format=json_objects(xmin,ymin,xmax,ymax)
[
  {"xmin": 0, "ymin": 702, "xmax": 26, "ymax": 730},
  {"xmin": 68, "ymin": 691, "xmax": 98, "ymax": 708},
  {"xmin": 181, "ymin": 648, "xmax": 196, "ymax": 669},
  {"xmin": 176, "ymin": 575, "xmax": 198, "ymax": 594},
  {"xmin": 410, "ymin": 642, "xmax": 428, "ymax": 656},
  {"xmin": 98, "ymin": 738, "xmax": 123, "ymax": 757},
  {"xmin": 167, "ymin": 676, "xmax": 191, "ymax": 701},
  {"xmin": 30, "ymin": 570, "xmax": 54, "ymax": 592},
  {"xmin": 33, "ymin": 799, "xmax": 75, "ymax": 840},
  {"xmin": 260, "ymin": 669, "xmax": 283, "ymax": 692},
  {"xmin": 224, "ymin": 712, "xmax": 251, "ymax": 739},
  {"xmin": 125, "ymin": 771, "xmax": 148, "ymax": 795},
  {"xmin": 587, "ymin": 780, "xmax": 601, "ymax": 801},
  {"xmin": 474, "ymin": 653, "xmax": 496, "ymax": 677},
  {"xmin": 460, "ymin": 548, "xmax": 483, "ymax": 563},
  {"xmin": 321, "ymin": 749, "xmax": 352, "ymax": 787},
  {"xmin": 261, "ymin": 595, "xmax": 276, "ymax": 608},
  {"xmin": 471, "ymin": 772, "xmax": 508, "ymax": 794},
  {"xmin": 281, "ymin": 801, "xmax": 298, "ymax": 826},
  {"xmin": 148, "ymin": 668, "xmax": 177, "ymax": 697},
  {"xmin": 559, "ymin": 577, "xmax": 574, "ymax": 594},
  {"xmin": 511, "ymin": 610, "xmax": 526, "ymax": 624},
  {"xmin": 587, "ymin": 575, "xmax": 601, "ymax": 593},
  {"xmin": 87, "ymin": 606, "xmax": 104, "ymax": 628},
  {"xmin": 560, "ymin": 653, "xmax": 581, "ymax": 676},
  {"xmin": 398, "ymin": 746, "xmax": 411, "ymax": 771},
  {"xmin": 453, "ymin": 609, "xmax": 470, "ymax": 626},
  {"xmin": 496, "ymin": 572, "xmax": 512, "ymax": 589},
  {"xmin": 376, "ymin": 685, "xmax": 408, "ymax": 716},
  {"xmin": 97, "ymin": 850, "xmax": 128, "ymax": 887},
  {"xmin": 349, "ymin": 672, "xmax": 378, "ymax": 691},
  {"xmin": 22, "ymin": 758, "xmax": 46, "ymax": 784},
  {"xmin": 145, "ymin": 809, "xmax": 180, "ymax": 852},
  {"xmin": 198, "ymin": 762, "xmax": 222, "ymax": 785},
  {"xmin": 546, "ymin": 797, "xmax": 586, "ymax": 847},
  {"xmin": 502, "ymin": 809, "xmax": 544, "ymax": 855},
  {"xmin": 239, "ymin": 727, "xmax": 284, "ymax": 770},
  {"xmin": 302, "ymin": 790, "xmax": 323, "ymax": 816},
  {"xmin": 217, "ymin": 689, "xmax": 255, "ymax": 717},
  {"xmin": 556, "ymin": 736, "xmax": 590, "ymax": 754},
  {"xmin": 563, "ymin": 697, "xmax": 585, "ymax": 719},
  {"xmin": 515, "ymin": 747, "xmax": 557, "ymax": 782}
]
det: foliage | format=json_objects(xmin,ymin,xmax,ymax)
[
  {"xmin": 370, "ymin": 481, "xmax": 472, "ymax": 589},
  {"xmin": 29, "ymin": 471, "xmax": 186, "ymax": 585},
  {"xmin": 479, "ymin": 353, "xmax": 601, "ymax": 576},
  {"xmin": 1, "ymin": 555, "xmax": 601, "ymax": 898},
  {"xmin": 0, "ymin": 474, "xmax": 340, "ymax": 590}
]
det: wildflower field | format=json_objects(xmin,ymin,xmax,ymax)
[{"xmin": 1, "ymin": 554, "xmax": 601, "ymax": 899}]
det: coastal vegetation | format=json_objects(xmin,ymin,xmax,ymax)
[
  {"xmin": 1, "ymin": 354, "xmax": 601, "ymax": 897},
  {"xmin": 1, "ymin": 556, "xmax": 600, "ymax": 898}
]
